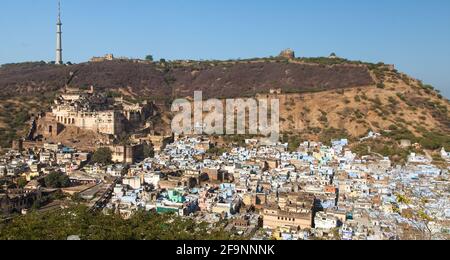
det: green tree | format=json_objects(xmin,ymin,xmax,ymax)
[
  {"xmin": 17, "ymin": 177, "xmax": 28, "ymax": 189},
  {"xmin": 207, "ymin": 147, "xmax": 226, "ymax": 156},
  {"xmin": 282, "ymin": 135, "xmax": 302, "ymax": 152},
  {"xmin": 143, "ymin": 143, "xmax": 155, "ymax": 158},
  {"xmin": 92, "ymin": 147, "xmax": 112, "ymax": 164},
  {"xmin": 145, "ymin": 55, "xmax": 154, "ymax": 61},
  {"xmin": 44, "ymin": 172, "xmax": 70, "ymax": 188}
]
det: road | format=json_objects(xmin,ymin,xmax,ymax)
[{"xmin": 89, "ymin": 177, "xmax": 121, "ymax": 213}]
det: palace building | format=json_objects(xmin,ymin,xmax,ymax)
[{"xmin": 51, "ymin": 86, "xmax": 153, "ymax": 136}]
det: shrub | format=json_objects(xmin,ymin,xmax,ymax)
[
  {"xmin": 283, "ymin": 135, "xmax": 301, "ymax": 152},
  {"xmin": 388, "ymin": 96, "xmax": 398, "ymax": 105},
  {"xmin": 383, "ymin": 127, "xmax": 416, "ymax": 142},
  {"xmin": 352, "ymin": 139, "xmax": 412, "ymax": 164},
  {"xmin": 207, "ymin": 146, "xmax": 227, "ymax": 156},
  {"xmin": 319, "ymin": 114, "xmax": 328, "ymax": 124},
  {"xmin": 419, "ymin": 132, "xmax": 450, "ymax": 150},
  {"xmin": 354, "ymin": 110, "xmax": 365, "ymax": 119},
  {"xmin": 377, "ymin": 83, "xmax": 385, "ymax": 89},
  {"xmin": 17, "ymin": 177, "xmax": 28, "ymax": 189}
]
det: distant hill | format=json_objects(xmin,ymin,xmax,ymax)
[
  {"xmin": 0, "ymin": 57, "xmax": 448, "ymax": 155},
  {"xmin": 0, "ymin": 58, "xmax": 374, "ymax": 100}
]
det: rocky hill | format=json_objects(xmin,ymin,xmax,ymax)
[
  {"xmin": 0, "ymin": 58, "xmax": 374, "ymax": 99},
  {"xmin": 0, "ymin": 57, "xmax": 448, "ymax": 155}
]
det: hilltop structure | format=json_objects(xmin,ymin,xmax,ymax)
[
  {"xmin": 279, "ymin": 48, "xmax": 295, "ymax": 59},
  {"xmin": 91, "ymin": 54, "xmax": 115, "ymax": 63}
]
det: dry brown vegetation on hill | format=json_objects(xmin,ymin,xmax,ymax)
[
  {"xmin": 277, "ymin": 80, "xmax": 449, "ymax": 140},
  {"xmin": 277, "ymin": 63, "xmax": 449, "ymax": 161},
  {"xmin": 0, "ymin": 58, "xmax": 374, "ymax": 99},
  {"xmin": 0, "ymin": 58, "xmax": 448, "ymax": 154}
]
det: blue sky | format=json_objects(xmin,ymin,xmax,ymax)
[{"xmin": 1, "ymin": 0, "xmax": 449, "ymax": 97}]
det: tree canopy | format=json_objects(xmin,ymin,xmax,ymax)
[
  {"xmin": 145, "ymin": 55, "xmax": 154, "ymax": 61},
  {"xmin": 17, "ymin": 177, "xmax": 28, "ymax": 189},
  {"xmin": 0, "ymin": 206, "xmax": 236, "ymax": 240},
  {"xmin": 43, "ymin": 172, "xmax": 70, "ymax": 188},
  {"xmin": 92, "ymin": 147, "xmax": 113, "ymax": 165},
  {"xmin": 143, "ymin": 143, "xmax": 155, "ymax": 159}
]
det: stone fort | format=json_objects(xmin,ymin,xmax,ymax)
[{"xmin": 48, "ymin": 86, "xmax": 154, "ymax": 136}]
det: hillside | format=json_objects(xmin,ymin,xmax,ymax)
[
  {"xmin": 277, "ymin": 81, "xmax": 449, "ymax": 149},
  {"xmin": 0, "ymin": 58, "xmax": 374, "ymax": 99},
  {"xmin": 0, "ymin": 57, "xmax": 448, "ymax": 154}
]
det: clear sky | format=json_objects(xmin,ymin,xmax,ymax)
[{"xmin": 1, "ymin": 0, "xmax": 449, "ymax": 97}]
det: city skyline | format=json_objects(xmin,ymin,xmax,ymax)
[{"xmin": 0, "ymin": 0, "xmax": 449, "ymax": 98}]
